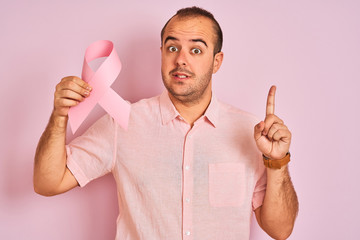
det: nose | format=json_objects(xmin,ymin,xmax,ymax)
[{"xmin": 175, "ymin": 49, "xmax": 188, "ymax": 66}]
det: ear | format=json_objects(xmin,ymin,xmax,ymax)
[{"xmin": 212, "ymin": 51, "xmax": 224, "ymax": 74}]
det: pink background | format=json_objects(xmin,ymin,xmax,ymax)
[{"xmin": 1, "ymin": 1, "xmax": 359, "ymax": 239}]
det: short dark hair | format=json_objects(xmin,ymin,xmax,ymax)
[{"xmin": 161, "ymin": 6, "xmax": 223, "ymax": 54}]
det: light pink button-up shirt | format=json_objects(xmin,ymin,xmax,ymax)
[{"xmin": 66, "ymin": 91, "xmax": 267, "ymax": 240}]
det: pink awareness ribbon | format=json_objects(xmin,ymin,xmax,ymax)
[{"xmin": 68, "ymin": 40, "xmax": 130, "ymax": 134}]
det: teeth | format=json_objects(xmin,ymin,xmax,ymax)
[{"xmin": 178, "ymin": 75, "xmax": 187, "ymax": 78}]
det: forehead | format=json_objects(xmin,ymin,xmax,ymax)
[{"xmin": 163, "ymin": 16, "xmax": 216, "ymax": 45}]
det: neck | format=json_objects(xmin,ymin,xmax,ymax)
[{"xmin": 168, "ymin": 89, "xmax": 212, "ymax": 127}]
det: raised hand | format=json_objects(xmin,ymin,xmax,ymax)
[
  {"xmin": 53, "ymin": 76, "xmax": 92, "ymax": 118},
  {"xmin": 254, "ymin": 86, "xmax": 291, "ymax": 160}
]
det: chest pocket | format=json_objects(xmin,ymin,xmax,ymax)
[{"xmin": 208, "ymin": 162, "xmax": 246, "ymax": 207}]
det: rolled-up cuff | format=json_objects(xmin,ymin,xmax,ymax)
[
  {"xmin": 66, "ymin": 145, "xmax": 90, "ymax": 187},
  {"xmin": 252, "ymin": 189, "xmax": 266, "ymax": 211}
]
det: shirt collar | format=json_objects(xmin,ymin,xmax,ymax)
[
  {"xmin": 204, "ymin": 93, "xmax": 219, "ymax": 128},
  {"xmin": 159, "ymin": 90, "xmax": 219, "ymax": 128},
  {"xmin": 160, "ymin": 90, "xmax": 180, "ymax": 125}
]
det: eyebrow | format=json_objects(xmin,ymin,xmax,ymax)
[
  {"xmin": 164, "ymin": 36, "xmax": 178, "ymax": 45},
  {"xmin": 164, "ymin": 36, "xmax": 208, "ymax": 48},
  {"xmin": 191, "ymin": 39, "xmax": 208, "ymax": 48}
]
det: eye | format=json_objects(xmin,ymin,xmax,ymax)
[
  {"xmin": 191, "ymin": 48, "xmax": 202, "ymax": 54},
  {"xmin": 168, "ymin": 46, "xmax": 178, "ymax": 52}
]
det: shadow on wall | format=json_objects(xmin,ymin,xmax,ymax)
[{"xmin": 114, "ymin": 34, "xmax": 164, "ymax": 103}]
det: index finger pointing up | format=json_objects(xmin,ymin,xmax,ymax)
[{"xmin": 266, "ymin": 85, "xmax": 276, "ymax": 115}]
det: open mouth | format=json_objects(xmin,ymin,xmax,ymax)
[{"xmin": 173, "ymin": 72, "xmax": 190, "ymax": 80}]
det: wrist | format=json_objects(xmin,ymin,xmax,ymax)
[{"xmin": 50, "ymin": 112, "xmax": 69, "ymax": 132}]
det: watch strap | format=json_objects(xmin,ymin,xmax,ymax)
[{"xmin": 263, "ymin": 152, "xmax": 291, "ymax": 169}]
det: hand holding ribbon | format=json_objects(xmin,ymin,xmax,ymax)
[{"xmin": 68, "ymin": 40, "xmax": 130, "ymax": 133}]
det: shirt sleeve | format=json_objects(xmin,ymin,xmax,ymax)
[
  {"xmin": 66, "ymin": 114, "xmax": 117, "ymax": 187},
  {"xmin": 252, "ymin": 154, "xmax": 267, "ymax": 211}
]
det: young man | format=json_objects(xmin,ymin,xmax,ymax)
[{"xmin": 34, "ymin": 7, "xmax": 298, "ymax": 240}]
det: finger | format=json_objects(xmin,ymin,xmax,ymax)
[
  {"xmin": 272, "ymin": 128, "xmax": 291, "ymax": 143},
  {"xmin": 61, "ymin": 76, "xmax": 92, "ymax": 92},
  {"xmin": 54, "ymin": 97, "xmax": 80, "ymax": 108},
  {"xmin": 266, "ymin": 123, "xmax": 288, "ymax": 141},
  {"xmin": 262, "ymin": 114, "xmax": 284, "ymax": 135},
  {"xmin": 266, "ymin": 85, "xmax": 276, "ymax": 116},
  {"xmin": 57, "ymin": 78, "xmax": 91, "ymax": 98},
  {"xmin": 57, "ymin": 89, "xmax": 86, "ymax": 102},
  {"xmin": 254, "ymin": 121, "xmax": 265, "ymax": 141}
]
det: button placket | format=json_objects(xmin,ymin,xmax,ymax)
[{"xmin": 182, "ymin": 129, "xmax": 194, "ymax": 240}]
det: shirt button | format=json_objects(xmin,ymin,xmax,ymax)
[
  {"xmin": 185, "ymin": 231, "xmax": 191, "ymax": 236},
  {"xmin": 185, "ymin": 165, "xmax": 190, "ymax": 170},
  {"xmin": 186, "ymin": 198, "xmax": 190, "ymax": 203}
]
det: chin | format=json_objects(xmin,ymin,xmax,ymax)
[{"xmin": 168, "ymin": 89, "xmax": 188, "ymax": 98}]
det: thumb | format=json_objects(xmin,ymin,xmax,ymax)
[{"xmin": 254, "ymin": 121, "xmax": 265, "ymax": 141}]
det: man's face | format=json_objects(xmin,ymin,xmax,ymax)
[{"xmin": 161, "ymin": 16, "xmax": 223, "ymax": 104}]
